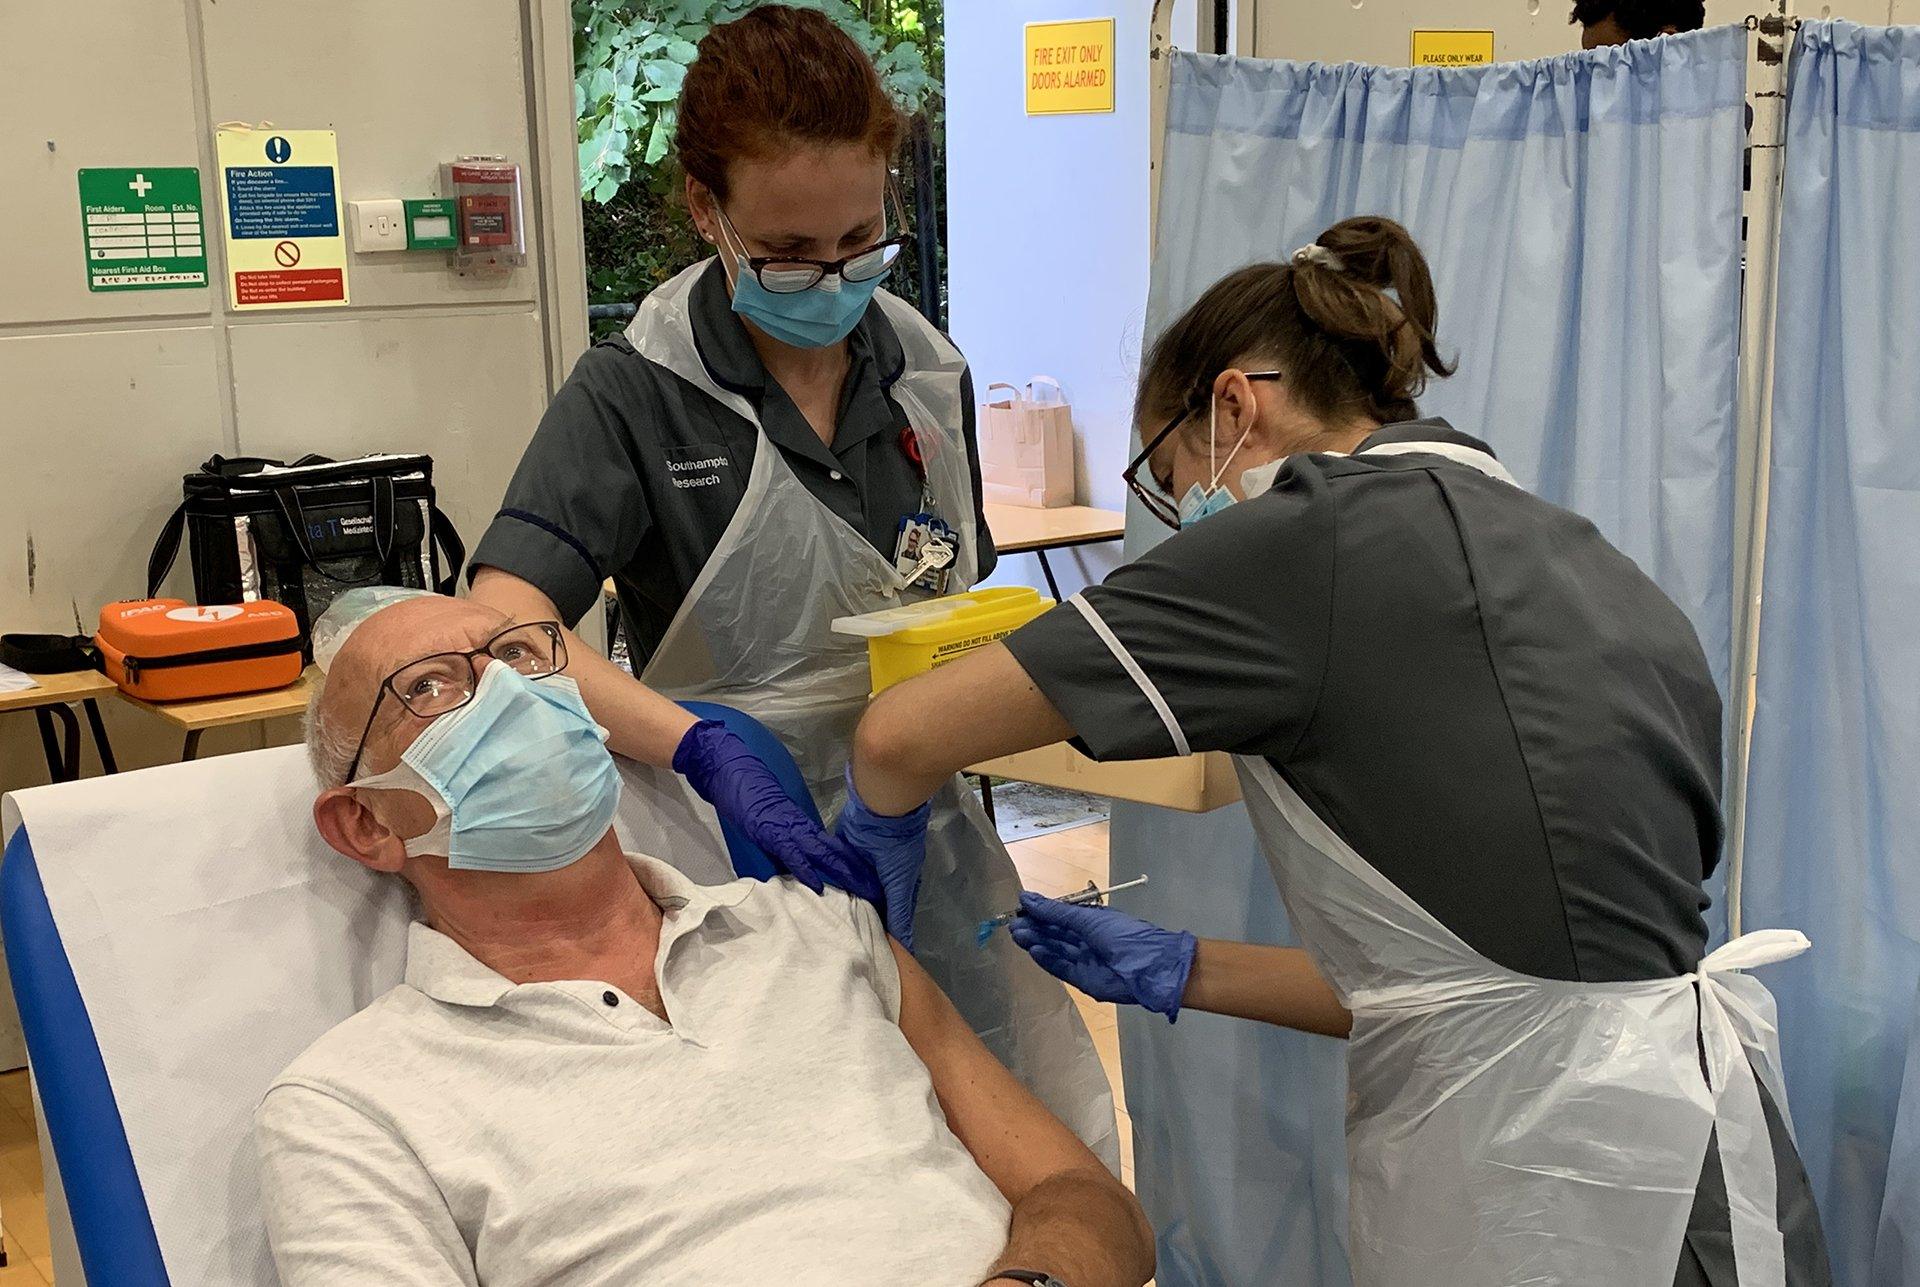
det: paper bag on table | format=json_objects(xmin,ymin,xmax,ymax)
[{"xmin": 979, "ymin": 376, "xmax": 1076, "ymax": 508}]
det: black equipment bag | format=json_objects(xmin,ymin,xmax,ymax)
[{"xmin": 146, "ymin": 453, "xmax": 466, "ymax": 657}]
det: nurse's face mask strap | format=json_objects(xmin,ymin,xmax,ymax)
[
  {"xmin": 1129, "ymin": 370, "xmax": 1287, "ymax": 530},
  {"xmin": 713, "ymin": 202, "xmax": 749, "ymax": 289},
  {"xmin": 1170, "ymin": 371, "xmax": 1285, "ymax": 528},
  {"xmin": 1210, "ymin": 370, "xmax": 1284, "ymax": 478}
]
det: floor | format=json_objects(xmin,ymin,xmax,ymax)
[
  {"xmin": 0, "ymin": 1068, "xmax": 52, "ymax": 1284},
  {"xmin": 1004, "ymin": 821, "xmax": 1133, "ymax": 1188},
  {"xmin": 0, "ymin": 821, "xmax": 1124, "ymax": 1284}
]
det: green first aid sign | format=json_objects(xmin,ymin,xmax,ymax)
[{"xmin": 78, "ymin": 167, "xmax": 207, "ymax": 292}]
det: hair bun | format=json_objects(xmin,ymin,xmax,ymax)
[{"xmin": 1292, "ymin": 244, "xmax": 1346, "ymax": 273}]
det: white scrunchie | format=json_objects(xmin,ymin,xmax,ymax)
[{"xmin": 1292, "ymin": 243, "xmax": 1346, "ymax": 273}]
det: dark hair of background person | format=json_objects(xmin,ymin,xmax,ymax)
[{"xmin": 1570, "ymin": 0, "xmax": 1708, "ymax": 40}]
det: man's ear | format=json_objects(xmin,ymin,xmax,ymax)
[{"xmin": 313, "ymin": 788, "xmax": 409, "ymax": 874}]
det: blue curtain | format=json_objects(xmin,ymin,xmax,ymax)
[
  {"xmin": 1126, "ymin": 29, "xmax": 1748, "ymax": 1284},
  {"xmin": 1740, "ymin": 22, "xmax": 1920, "ymax": 1287},
  {"xmin": 1875, "ymin": 988, "xmax": 1920, "ymax": 1286}
]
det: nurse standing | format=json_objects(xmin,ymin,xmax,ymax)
[
  {"xmin": 844, "ymin": 217, "xmax": 1831, "ymax": 1285},
  {"xmin": 469, "ymin": 6, "xmax": 1115, "ymax": 1162}
]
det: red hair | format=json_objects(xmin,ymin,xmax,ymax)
[{"xmin": 676, "ymin": 5, "xmax": 906, "ymax": 199}]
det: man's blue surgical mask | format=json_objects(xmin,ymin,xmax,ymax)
[
  {"xmin": 1177, "ymin": 398, "xmax": 1254, "ymax": 527},
  {"xmin": 717, "ymin": 209, "xmax": 883, "ymax": 349},
  {"xmin": 352, "ymin": 664, "xmax": 621, "ymax": 873}
]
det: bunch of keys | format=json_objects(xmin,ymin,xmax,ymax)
[{"xmin": 893, "ymin": 513, "xmax": 956, "ymax": 594}]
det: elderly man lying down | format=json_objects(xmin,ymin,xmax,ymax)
[{"xmin": 256, "ymin": 593, "xmax": 1151, "ymax": 1287}]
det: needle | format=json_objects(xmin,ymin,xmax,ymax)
[{"xmin": 975, "ymin": 875, "xmax": 1150, "ymax": 945}]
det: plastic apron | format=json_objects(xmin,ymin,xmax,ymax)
[
  {"xmin": 625, "ymin": 262, "xmax": 1118, "ymax": 1168},
  {"xmin": 1230, "ymin": 439, "xmax": 1810, "ymax": 1286}
]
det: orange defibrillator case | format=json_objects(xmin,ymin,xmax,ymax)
[{"xmin": 95, "ymin": 598, "xmax": 303, "ymax": 702}]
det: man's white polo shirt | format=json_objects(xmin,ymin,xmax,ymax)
[{"xmin": 255, "ymin": 855, "xmax": 1012, "ymax": 1286}]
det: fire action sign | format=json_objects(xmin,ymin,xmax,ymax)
[{"xmin": 215, "ymin": 127, "xmax": 349, "ymax": 309}]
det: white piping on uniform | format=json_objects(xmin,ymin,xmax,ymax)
[
  {"xmin": 1068, "ymin": 594, "xmax": 1191, "ymax": 758},
  {"xmin": 1358, "ymin": 440, "xmax": 1520, "ymax": 487}
]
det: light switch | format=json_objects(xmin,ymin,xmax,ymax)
[{"xmin": 350, "ymin": 199, "xmax": 407, "ymax": 253}]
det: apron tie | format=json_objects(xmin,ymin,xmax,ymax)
[
  {"xmin": 1693, "ymin": 928, "xmax": 1811, "ymax": 978},
  {"xmin": 1691, "ymin": 927, "xmax": 1809, "ymax": 1287}
]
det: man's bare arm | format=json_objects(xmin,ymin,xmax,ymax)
[{"xmin": 891, "ymin": 940, "xmax": 1153, "ymax": 1287}]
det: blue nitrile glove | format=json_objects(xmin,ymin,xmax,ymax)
[
  {"xmin": 672, "ymin": 720, "xmax": 884, "ymax": 906},
  {"xmin": 834, "ymin": 766, "xmax": 933, "ymax": 950},
  {"xmin": 1008, "ymin": 891, "xmax": 1198, "ymax": 1021}
]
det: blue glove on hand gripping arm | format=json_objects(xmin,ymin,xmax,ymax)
[
  {"xmin": 672, "ymin": 720, "xmax": 883, "ymax": 906},
  {"xmin": 834, "ymin": 766, "xmax": 933, "ymax": 950},
  {"xmin": 1008, "ymin": 891, "xmax": 1198, "ymax": 1021}
]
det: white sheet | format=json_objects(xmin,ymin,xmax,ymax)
[{"xmin": 0, "ymin": 746, "xmax": 734, "ymax": 1286}]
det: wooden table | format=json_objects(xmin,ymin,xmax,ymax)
[
  {"xmin": 982, "ymin": 503, "xmax": 1126, "ymax": 600},
  {"xmin": 0, "ymin": 670, "xmax": 120, "ymax": 782},
  {"xmin": 116, "ymin": 667, "xmax": 318, "ymax": 760}
]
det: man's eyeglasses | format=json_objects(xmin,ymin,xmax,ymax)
[
  {"xmin": 718, "ymin": 187, "xmax": 913, "ymax": 295},
  {"xmin": 345, "ymin": 621, "xmax": 568, "ymax": 783},
  {"xmin": 1122, "ymin": 372, "xmax": 1283, "ymax": 530}
]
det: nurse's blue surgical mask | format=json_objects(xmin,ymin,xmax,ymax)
[
  {"xmin": 351, "ymin": 662, "xmax": 622, "ymax": 874},
  {"xmin": 716, "ymin": 206, "xmax": 898, "ymax": 349}
]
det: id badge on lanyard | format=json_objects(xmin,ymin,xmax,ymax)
[{"xmin": 892, "ymin": 423, "xmax": 955, "ymax": 594}]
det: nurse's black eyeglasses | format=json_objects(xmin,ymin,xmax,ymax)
[
  {"xmin": 344, "ymin": 621, "xmax": 567, "ymax": 784},
  {"xmin": 1122, "ymin": 372, "xmax": 1283, "ymax": 530},
  {"xmin": 718, "ymin": 187, "xmax": 913, "ymax": 294}
]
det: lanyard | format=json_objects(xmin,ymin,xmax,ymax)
[{"xmin": 899, "ymin": 423, "xmax": 936, "ymax": 514}]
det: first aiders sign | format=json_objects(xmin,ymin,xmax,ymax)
[{"xmin": 215, "ymin": 127, "xmax": 349, "ymax": 310}]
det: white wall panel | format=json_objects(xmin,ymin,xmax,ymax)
[
  {"xmin": 0, "ymin": 3, "xmax": 209, "ymax": 327},
  {"xmin": 226, "ymin": 310, "xmax": 549, "ymax": 550},
  {"xmin": 0, "ymin": 327, "xmax": 225, "ymax": 623},
  {"xmin": 0, "ymin": 327, "xmax": 232, "ymax": 797},
  {"xmin": 1813, "ymin": 1, "xmax": 1903, "ymax": 20}
]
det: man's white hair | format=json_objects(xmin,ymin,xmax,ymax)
[{"xmin": 304, "ymin": 668, "xmax": 356, "ymax": 789}]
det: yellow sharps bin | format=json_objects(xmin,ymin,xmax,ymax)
[{"xmin": 830, "ymin": 586, "xmax": 1055, "ymax": 695}]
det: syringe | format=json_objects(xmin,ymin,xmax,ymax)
[{"xmin": 975, "ymin": 875, "xmax": 1151, "ymax": 945}]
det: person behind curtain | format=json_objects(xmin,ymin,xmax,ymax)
[
  {"xmin": 840, "ymin": 217, "xmax": 1831, "ymax": 1287},
  {"xmin": 1573, "ymin": 0, "xmax": 1706, "ymax": 49}
]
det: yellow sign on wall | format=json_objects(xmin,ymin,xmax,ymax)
[
  {"xmin": 1025, "ymin": 18, "xmax": 1116, "ymax": 116},
  {"xmin": 1411, "ymin": 30, "xmax": 1497, "ymax": 67},
  {"xmin": 214, "ymin": 127, "xmax": 349, "ymax": 310}
]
